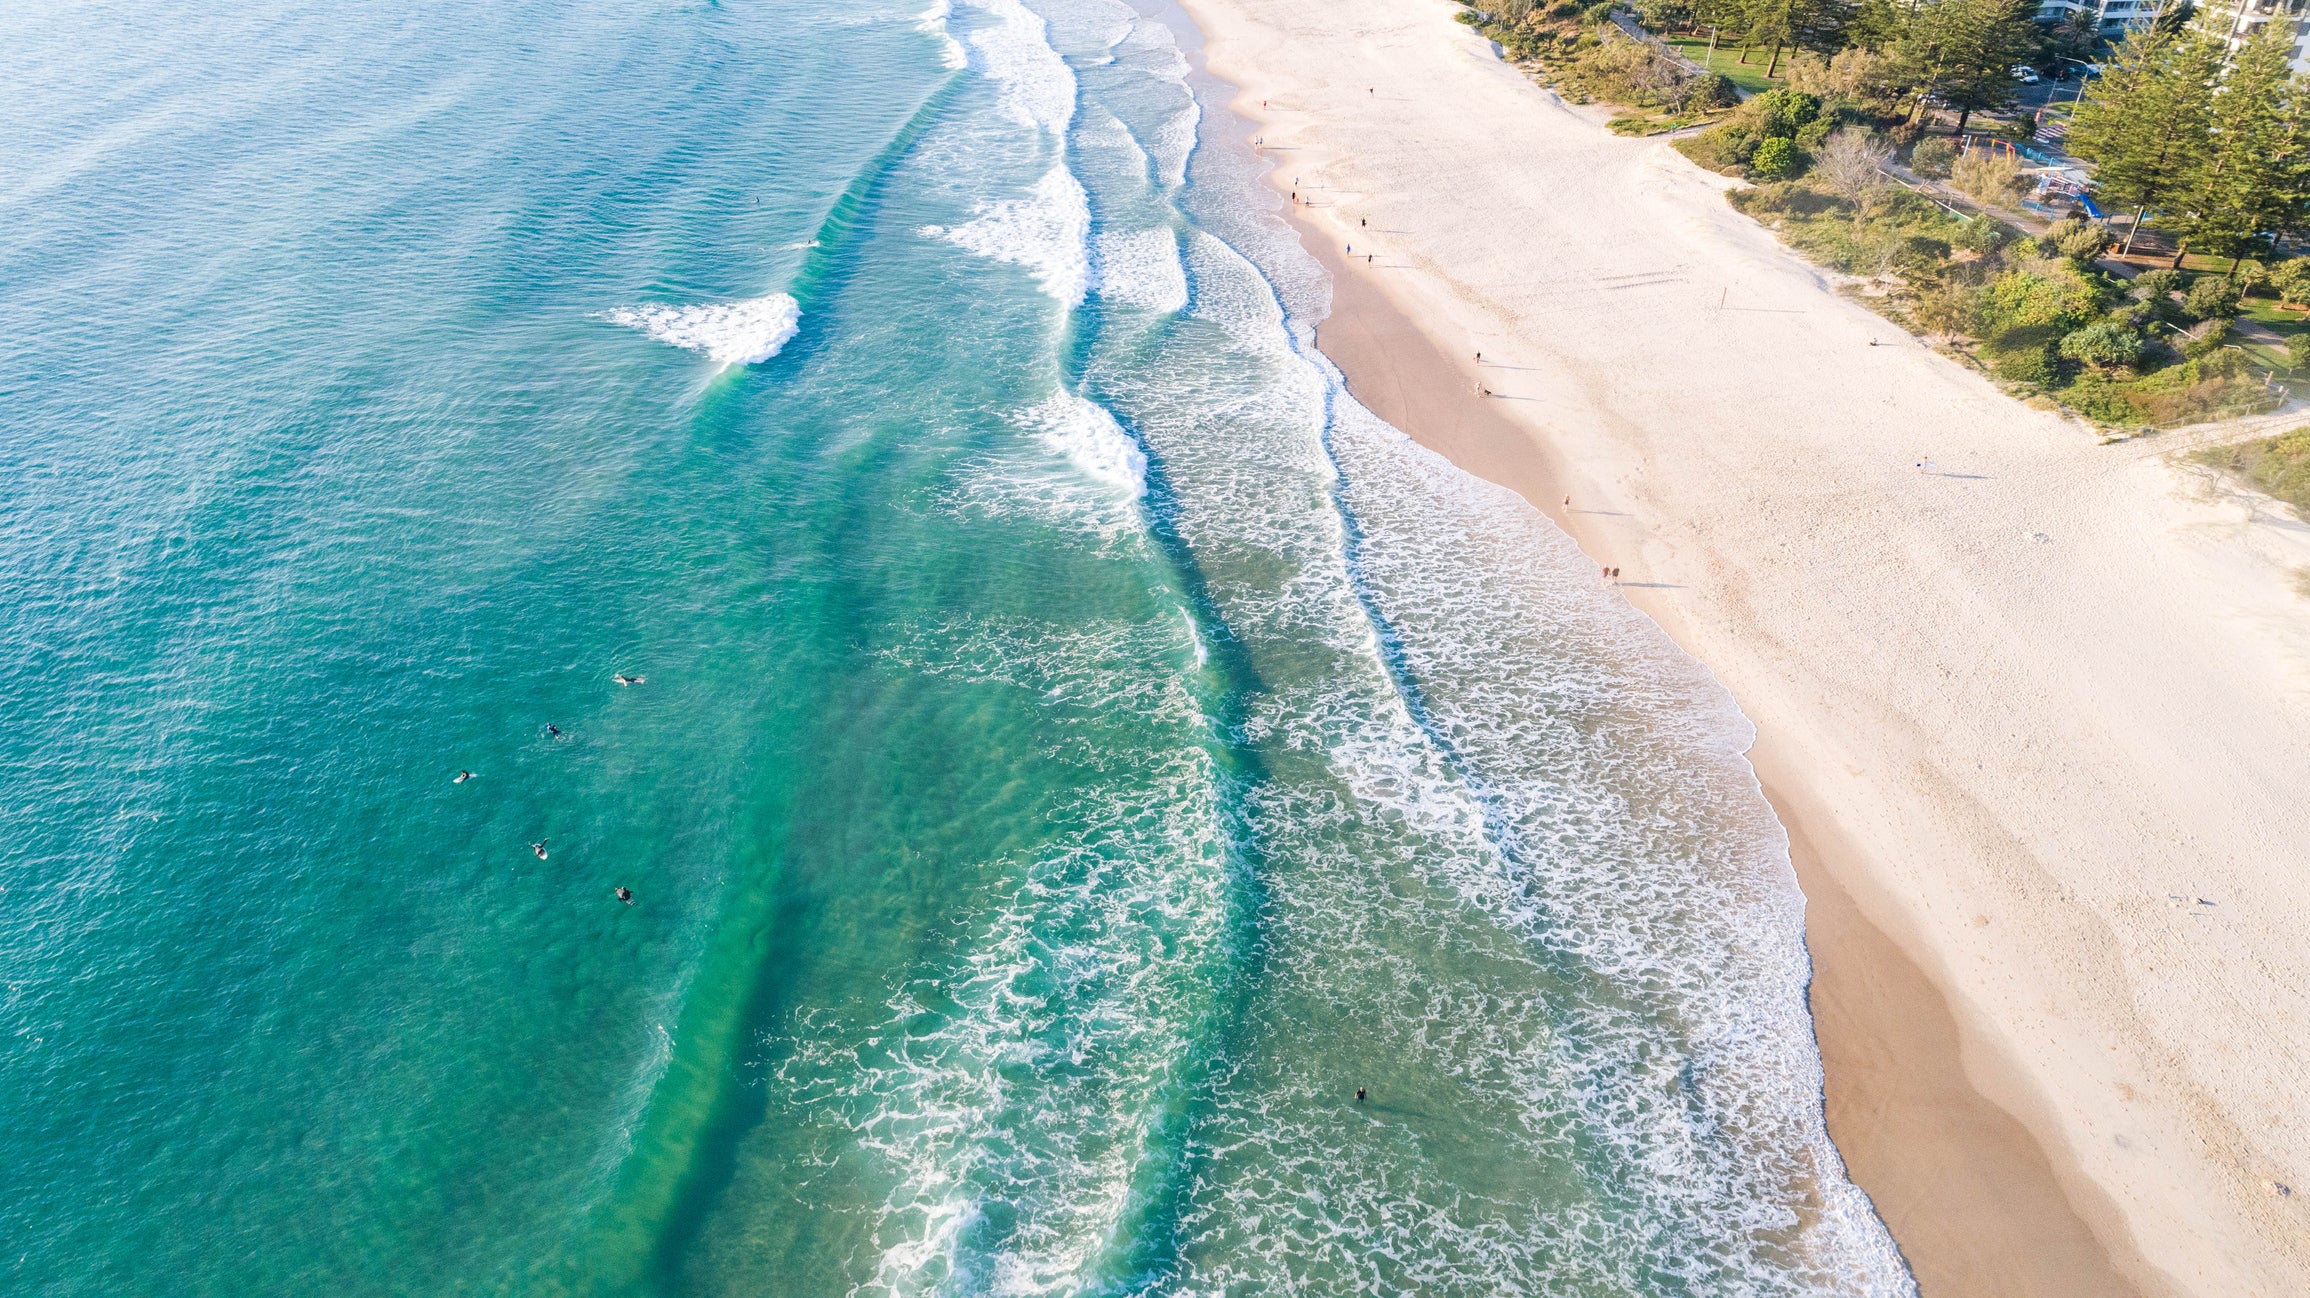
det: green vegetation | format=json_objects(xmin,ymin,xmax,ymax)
[
  {"xmin": 2068, "ymin": 23, "xmax": 2310, "ymax": 268},
  {"xmin": 1729, "ymin": 170, "xmax": 2286, "ymax": 424},
  {"xmin": 1664, "ymin": 35, "xmax": 1783, "ymax": 94},
  {"xmin": 1448, "ymin": 0, "xmax": 2310, "ymax": 428},
  {"xmin": 2196, "ymin": 428, "xmax": 2310, "ymax": 521},
  {"xmin": 1466, "ymin": 0, "xmax": 1731, "ymax": 118}
]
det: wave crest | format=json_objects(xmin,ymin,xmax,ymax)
[
  {"xmin": 922, "ymin": 164, "xmax": 1091, "ymax": 307},
  {"xmin": 604, "ymin": 294, "xmax": 800, "ymax": 365}
]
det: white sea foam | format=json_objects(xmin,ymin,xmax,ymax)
[
  {"xmin": 1070, "ymin": 125, "xmax": 1913, "ymax": 1291},
  {"xmin": 917, "ymin": 0, "xmax": 967, "ymax": 69},
  {"xmin": 922, "ymin": 163, "xmax": 1091, "ymax": 306},
  {"xmin": 1091, "ymin": 228, "xmax": 1188, "ymax": 314},
  {"xmin": 1117, "ymin": 18, "xmax": 1199, "ymax": 184},
  {"xmin": 1016, "ymin": 390, "xmax": 1146, "ymax": 498},
  {"xmin": 602, "ymin": 294, "xmax": 799, "ymax": 365},
  {"xmin": 958, "ymin": 0, "xmax": 1077, "ymax": 135},
  {"xmin": 773, "ymin": 609, "xmax": 1227, "ymax": 1297}
]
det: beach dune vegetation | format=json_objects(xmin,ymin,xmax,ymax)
[
  {"xmin": 1458, "ymin": 0, "xmax": 2310, "ymax": 427},
  {"xmin": 1908, "ymin": 136, "xmax": 1956, "ymax": 178},
  {"xmin": 1949, "ymin": 149, "xmax": 2025, "ymax": 206},
  {"xmin": 2197, "ymin": 428, "xmax": 2310, "ymax": 520}
]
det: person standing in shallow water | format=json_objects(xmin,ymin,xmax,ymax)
[{"xmin": 1355, "ymin": 1087, "xmax": 1366, "ymax": 1104}]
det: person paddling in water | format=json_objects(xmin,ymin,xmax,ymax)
[
  {"xmin": 545, "ymin": 723, "xmax": 563, "ymax": 738},
  {"xmin": 615, "ymin": 886, "xmax": 633, "ymax": 905},
  {"xmin": 613, "ymin": 672, "xmax": 645, "ymax": 686},
  {"xmin": 531, "ymin": 840, "xmax": 549, "ymax": 860},
  {"xmin": 454, "ymin": 770, "xmax": 474, "ymax": 784}
]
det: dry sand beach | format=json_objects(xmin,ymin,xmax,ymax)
[{"xmin": 1177, "ymin": 0, "xmax": 2310, "ymax": 1291}]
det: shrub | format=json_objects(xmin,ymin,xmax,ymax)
[
  {"xmin": 2064, "ymin": 373, "xmax": 2142, "ymax": 424},
  {"xmin": 2266, "ymin": 259, "xmax": 2310, "ymax": 310},
  {"xmin": 2197, "ymin": 428, "xmax": 2310, "ymax": 517},
  {"xmin": 2288, "ymin": 331, "xmax": 2310, "ymax": 370},
  {"xmin": 1785, "ymin": 47, "xmax": 1906, "ymax": 113},
  {"xmin": 1675, "ymin": 120, "xmax": 1757, "ymax": 172},
  {"xmin": 1909, "ymin": 137, "xmax": 1956, "ymax": 179},
  {"xmin": 2042, "ymin": 219, "xmax": 2113, "ymax": 265},
  {"xmin": 2184, "ymin": 275, "xmax": 2242, "ymax": 321},
  {"xmin": 1951, "ymin": 150, "xmax": 2026, "ymax": 205},
  {"xmin": 1892, "ymin": 234, "xmax": 1953, "ymax": 276},
  {"xmin": 1751, "ymin": 87, "xmax": 1823, "ymax": 139},
  {"xmin": 1912, "ymin": 282, "xmax": 1984, "ymax": 336},
  {"xmin": 2058, "ymin": 320, "xmax": 2144, "ymax": 369},
  {"xmin": 1794, "ymin": 116, "xmax": 1837, "ymax": 152},
  {"xmin": 1986, "ymin": 332, "xmax": 2059, "ymax": 384},
  {"xmin": 1684, "ymin": 72, "xmax": 1735, "ymax": 109},
  {"xmin": 1750, "ymin": 136, "xmax": 1803, "ymax": 180},
  {"xmin": 1980, "ymin": 267, "xmax": 2103, "ymax": 333},
  {"xmin": 2127, "ymin": 357, "xmax": 2280, "ymax": 424},
  {"xmin": 1952, "ymin": 217, "xmax": 2010, "ymax": 254},
  {"xmin": 2182, "ymin": 320, "xmax": 2237, "ymax": 360},
  {"xmin": 2130, "ymin": 268, "xmax": 2183, "ymax": 304}
]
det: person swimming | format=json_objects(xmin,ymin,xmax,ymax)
[
  {"xmin": 613, "ymin": 673, "xmax": 645, "ymax": 686},
  {"xmin": 453, "ymin": 770, "xmax": 473, "ymax": 784},
  {"xmin": 615, "ymin": 886, "xmax": 633, "ymax": 904},
  {"xmin": 531, "ymin": 840, "xmax": 549, "ymax": 860},
  {"xmin": 545, "ymin": 724, "xmax": 563, "ymax": 737}
]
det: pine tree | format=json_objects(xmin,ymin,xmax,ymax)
[
  {"xmin": 1740, "ymin": 0, "xmax": 1857, "ymax": 77},
  {"xmin": 1893, "ymin": 0, "xmax": 2035, "ymax": 133},
  {"xmin": 2166, "ymin": 20, "xmax": 2301, "ymax": 273},
  {"xmin": 2066, "ymin": 30, "xmax": 2223, "ymax": 254},
  {"xmin": 1942, "ymin": 0, "xmax": 2036, "ymax": 134}
]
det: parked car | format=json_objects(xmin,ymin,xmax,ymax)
[{"xmin": 2011, "ymin": 65, "xmax": 2041, "ymax": 83}]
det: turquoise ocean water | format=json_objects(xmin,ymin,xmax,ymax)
[{"xmin": 0, "ymin": 0, "xmax": 1914, "ymax": 1293}]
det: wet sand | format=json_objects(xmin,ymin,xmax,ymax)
[{"xmin": 1187, "ymin": 0, "xmax": 2310, "ymax": 1290}]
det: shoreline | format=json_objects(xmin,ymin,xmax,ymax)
[
  {"xmin": 1179, "ymin": 0, "xmax": 2310, "ymax": 1292},
  {"xmin": 1297, "ymin": 213, "xmax": 2152, "ymax": 1296}
]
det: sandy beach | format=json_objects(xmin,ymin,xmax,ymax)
[{"xmin": 1179, "ymin": 0, "xmax": 2310, "ymax": 1291}]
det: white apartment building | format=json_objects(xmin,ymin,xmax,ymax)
[
  {"xmin": 2033, "ymin": 0, "xmax": 2310, "ymax": 72},
  {"xmin": 2032, "ymin": 0, "xmax": 2165, "ymax": 38},
  {"xmin": 2195, "ymin": 0, "xmax": 2310, "ymax": 71}
]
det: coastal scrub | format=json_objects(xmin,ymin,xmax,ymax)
[{"xmin": 2196, "ymin": 428, "xmax": 2310, "ymax": 520}]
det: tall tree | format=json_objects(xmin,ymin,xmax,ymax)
[
  {"xmin": 1893, "ymin": 0, "xmax": 2034, "ymax": 133},
  {"xmin": 1740, "ymin": 0, "xmax": 1857, "ymax": 77},
  {"xmin": 1944, "ymin": 0, "xmax": 2036, "ymax": 133},
  {"xmin": 2067, "ymin": 29, "xmax": 2222, "ymax": 253},
  {"xmin": 2165, "ymin": 20, "xmax": 2303, "ymax": 273},
  {"xmin": 1844, "ymin": 0, "xmax": 1906, "ymax": 51}
]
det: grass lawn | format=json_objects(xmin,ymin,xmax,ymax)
[
  {"xmin": 1664, "ymin": 36, "xmax": 1782, "ymax": 94},
  {"xmin": 2231, "ymin": 298, "xmax": 2306, "ymax": 367},
  {"xmin": 2237, "ymin": 297, "xmax": 2306, "ymax": 328}
]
